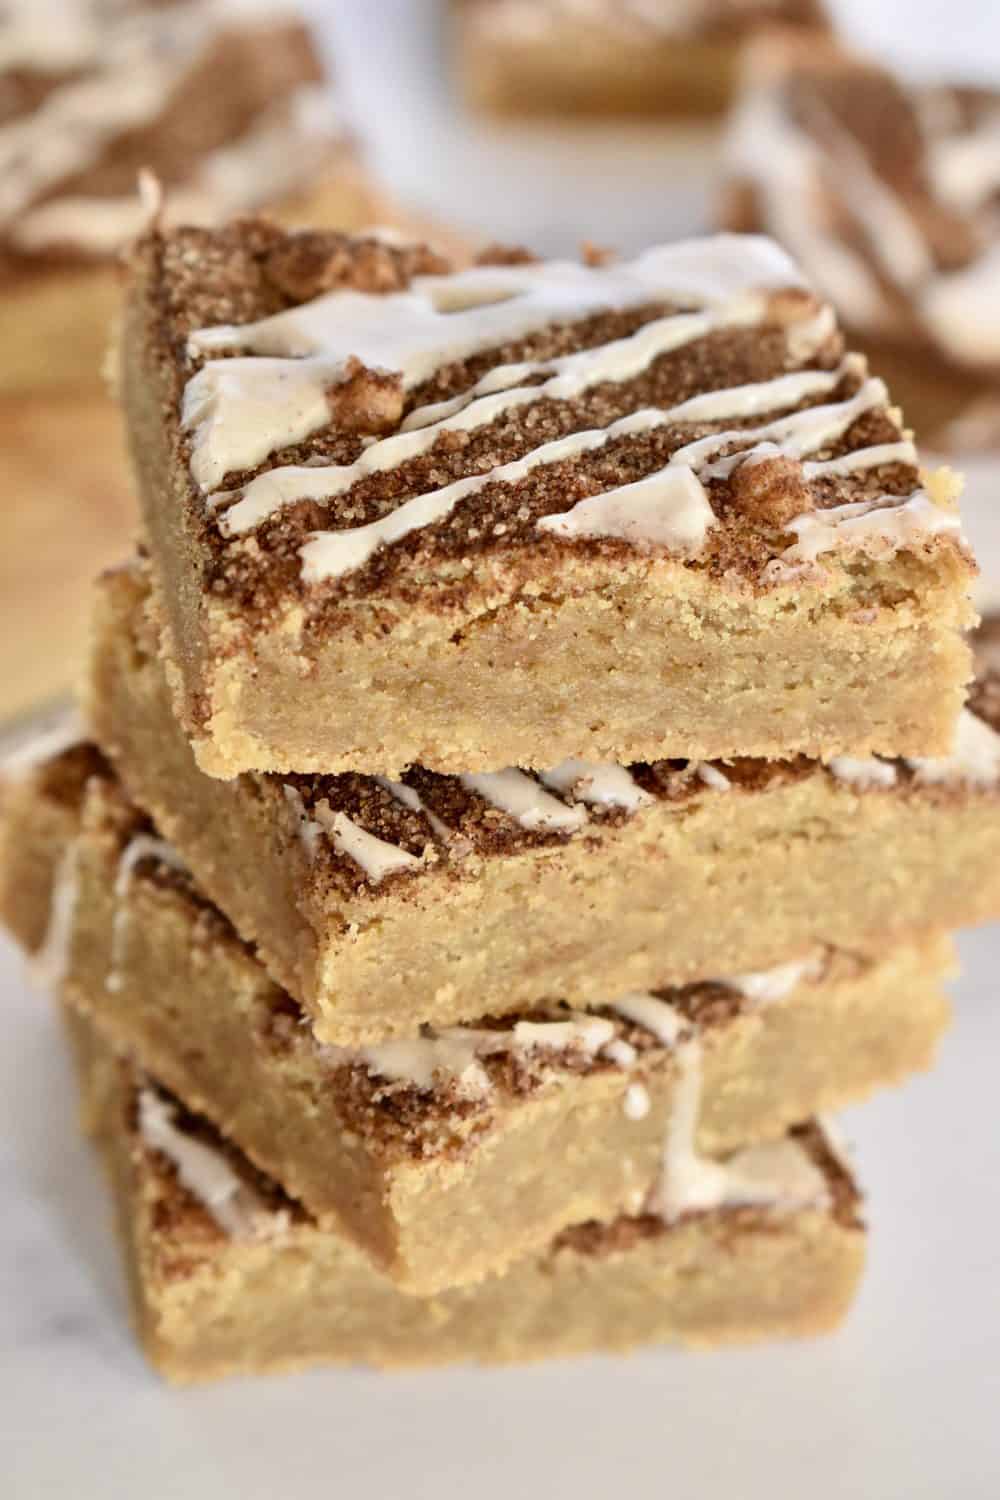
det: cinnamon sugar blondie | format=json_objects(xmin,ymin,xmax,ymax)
[
  {"xmin": 722, "ymin": 37, "xmax": 1000, "ymax": 451},
  {"xmin": 0, "ymin": 393, "xmax": 135, "ymax": 719},
  {"xmin": 454, "ymin": 1, "xmax": 831, "ymax": 118},
  {"xmin": 86, "ymin": 563, "xmax": 1000, "ymax": 1044},
  {"xmin": 120, "ymin": 220, "xmax": 974, "ymax": 778},
  {"xmin": 0, "ymin": 746, "xmax": 947, "ymax": 1291},
  {"xmin": 1, "ymin": 0, "xmax": 375, "ymax": 396},
  {"xmin": 71, "ymin": 1012, "xmax": 865, "ymax": 1381}
]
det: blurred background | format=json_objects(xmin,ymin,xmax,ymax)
[
  {"xmin": 318, "ymin": 0, "xmax": 1000, "ymax": 253},
  {"xmin": 2, "ymin": 0, "xmax": 999, "ymax": 727}
]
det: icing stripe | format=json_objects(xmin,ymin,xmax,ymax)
[
  {"xmin": 299, "ymin": 375, "xmax": 899, "ymax": 585},
  {"xmin": 139, "ymin": 1088, "xmax": 289, "ymax": 1242},
  {"xmin": 211, "ymin": 351, "xmax": 858, "ymax": 538},
  {"xmin": 312, "ymin": 802, "xmax": 422, "ymax": 884},
  {"xmin": 607, "ymin": 990, "xmax": 829, "ymax": 1220},
  {"xmin": 538, "ymin": 760, "xmax": 653, "ymax": 811},
  {"xmin": 458, "ymin": 769, "xmax": 588, "ymax": 832},
  {"xmin": 184, "ymin": 235, "xmax": 814, "ymax": 494},
  {"xmin": 106, "ymin": 834, "xmax": 189, "ymax": 994}
]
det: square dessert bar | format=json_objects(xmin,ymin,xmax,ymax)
[
  {"xmin": 454, "ymin": 1, "xmax": 831, "ymax": 118},
  {"xmin": 1, "ymin": 0, "xmax": 375, "ymax": 397},
  {"xmin": 722, "ymin": 37, "xmax": 1000, "ymax": 450},
  {"xmin": 121, "ymin": 218, "xmax": 974, "ymax": 778},
  {"xmin": 0, "ymin": 748, "xmax": 948, "ymax": 1292},
  {"xmin": 86, "ymin": 563, "xmax": 1000, "ymax": 1045},
  {"xmin": 71, "ymin": 1012, "xmax": 865, "ymax": 1381}
]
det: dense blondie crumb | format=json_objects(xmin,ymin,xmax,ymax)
[
  {"xmin": 458, "ymin": 0, "xmax": 830, "ymax": 44},
  {"xmin": 455, "ymin": 0, "xmax": 832, "ymax": 120},
  {"xmin": 12, "ymin": 757, "xmax": 937, "ymax": 1291},
  {"xmin": 81, "ymin": 1008, "xmax": 864, "ymax": 1380}
]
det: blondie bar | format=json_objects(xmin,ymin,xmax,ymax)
[
  {"xmin": 454, "ymin": 1, "xmax": 831, "ymax": 118},
  {"xmin": 0, "ymin": 747, "xmax": 947, "ymax": 1291},
  {"xmin": 71, "ymin": 1012, "xmax": 865, "ymax": 1381},
  {"xmin": 1, "ymin": 0, "xmax": 374, "ymax": 396},
  {"xmin": 722, "ymin": 37, "xmax": 1000, "ymax": 450},
  {"xmin": 121, "ymin": 220, "xmax": 973, "ymax": 777},
  {"xmin": 0, "ymin": 395, "xmax": 135, "ymax": 719},
  {"xmin": 86, "ymin": 563, "xmax": 1000, "ymax": 1044}
]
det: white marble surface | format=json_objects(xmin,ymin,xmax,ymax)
[
  {"xmin": 5, "ymin": 2, "xmax": 1000, "ymax": 1492},
  {"xmin": 3, "ymin": 926, "xmax": 1000, "ymax": 1498}
]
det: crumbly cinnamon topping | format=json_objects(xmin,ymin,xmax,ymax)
[
  {"xmin": 135, "ymin": 221, "xmax": 963, "ymax": 640},
  {"xmin": 128, "ymin": 1081, "xmax": 303, "ymax": 1259},
  {"xmin": 729, "ymin": 451, "xmax": 815, "ymax": 526}
]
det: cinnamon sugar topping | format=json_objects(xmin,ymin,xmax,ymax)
[{"xmin": 152, "ymin": 223, "xmax": 965, "ymax": 614}]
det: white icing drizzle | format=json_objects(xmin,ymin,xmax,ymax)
[
  {"xmin": 397, "ymin": 307, "xmax": 832, "ymax": 438},
  {"xmin": 608, "ymin": 991, "xmax": 687, "ymax": 1048},
  {"xmin": 28, "ymin": 841, "xmax": 80, "ymax": 991},
  {"xmin": 604, "ymin": 1038, "xmax": 638, "ymax": 1067},
  {"xmin": 696, "ymin": 763, "xmax": 731, "ymax": 792},
  {"xmin": 374, "ymin": 777, "xmax": 451, "ymax": 841},
  {"xmin": 670, "ymin": 370, "xmax": 885, "ymax": 478},
  {"xmin": 458, "ymin": 769, "xmax": 588, "ymax": 832},
  {"xmin": 12, "ymin": 86, "xmax": 339, "ymax": 256},
  {"xmin": 298, "ymin": 372, "xmax": 903, "ymax": 584},
  {"xmin": 282, "ymin": 783, "xmax": 324, "ymax": 858},
  {"xmin": 182, "ymin": 236, "xmax": 848, "ymax": 535},
  {"xmin": 607, "ymin": 990, "xmax": 829, "ymax": 1220},
  {"xmin": 722, "ymin": 953, "xmax": 823, "ymax": 1004},
  {"xmin": 906, "ymin": 709, "xmax": 1000, "ymax": 789},
  {"xmin": 828, "ymin": 756, "xmax": 899, "ymax": 790},
  {"xmin": 0, "ymin": 3, "xmax": 333, "ymax": 250},
  {"xmin": 726, "ymin": 87, "xmax": 888, "ymax": 331},
  {"xmin": 688, "ymin": 1135, "xmax": 831, "ymax": 1217},
  {"xmin": 802, "ymin": 440, "xmax": 917, "ymax": 478},
  {"xmin": 211, "ymin": 351, "xmax": 856, "ymax": 537},
  {"xmin": 928, "ymin": 116, "xmax": 1000, "ymax": 214},
  {"xmin": 920, "ymin": 246, "xmax": 1000, "ymax": 368},
  {"xmin": 537, "ymin": 464, "xmax": 715, "ymax": 552},
  {"xmin": 283, "ymin": 784, "xmax": 423, "ymax": 882},
  {"xmin": 312, "ymin": 801, "xmax": 423, "ymax": 884},
  {"xmin": 326, "ymin": 1014, "xmax": 617, "ymax": 1098},
  {"xmin": 106, "ymin": 835, "xmax": 189, "ymax": 994},
  {"xmin": 138, "ymin": 1087, "xmax": 290, "ymax": 1242},
  {"xmin": 829, "ymin": 709, "xmax": 1000, "ymax": 793},
  {"xmin": 0, "ymin": 710, "xmax": 85, "ymax": 780},
  {"xmin": 186, "ymin": 241, "xmax": 799, "ymax": 490},
  {"xmin": 176, "ymin": 216, "xmax": 946, "ymax": 585},
  {"xmin": 538, "ymin": 759, "xmax": 653, "ymax": 812},
  {"xmin": 623, "ymin": 1083, "xmax": 651, "ymax": 1121},
  {"xmin": 777, "ymin": 491, "xmax": 964, "ymax": 567},
  {"xmin": 727, "ymin": 58, "xmax": 1000, "ymax": 369}
]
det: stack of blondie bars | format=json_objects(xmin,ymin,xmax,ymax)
[{"xmin": 3, "ymin": 220, "xmax": 999, "ymax": 1381}]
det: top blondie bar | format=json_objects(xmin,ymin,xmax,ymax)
[{"xmin": 121, "ymin": 221, "xmax": 975, "ymax": 777}]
